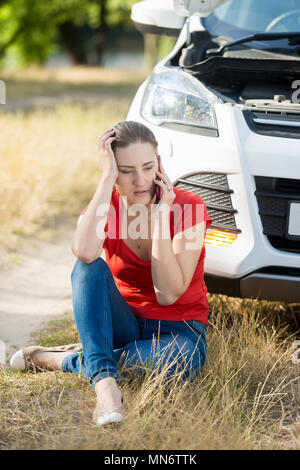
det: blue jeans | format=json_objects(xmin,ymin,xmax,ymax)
[{"xmin": 61, "ymin": 258, "xmax": 208, "ymax": 389}]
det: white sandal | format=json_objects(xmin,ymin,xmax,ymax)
[
  {"xmin": 95, "ymin": 409, "xmax": 124, "ymax": 426},
  {"xmin": 93, "ymin": 395, "xmax": 124, "ymax": 426}
]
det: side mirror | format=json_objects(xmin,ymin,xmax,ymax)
[
  {"xmin": 131, "ymin": 0, "xmax": 185, "ymax": 37},
  {"xmin": 131, "ymin": 0, "xmax": 229, "ymax": 37}
]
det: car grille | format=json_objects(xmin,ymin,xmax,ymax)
[
  {"xmin": 243, "ymin": 108, "xmax": 300, "ymax": 139},
  {"xmin": 174, "ymin": 173, "xmax": 240, "ymax": 232},
  {"xmin": 255, "ymin": 176, "xmax": 300, "ymax": 253}
]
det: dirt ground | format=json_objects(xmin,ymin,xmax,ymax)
[{"xmin": 0, "ymin": 219, "xmax": 77, "ymax": 362}]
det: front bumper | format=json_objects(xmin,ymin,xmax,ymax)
[{"xmin": 205, "ymin": 268, "xmax": 300, "ymax": 303}]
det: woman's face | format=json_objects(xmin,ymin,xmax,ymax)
[{"xmin": 114, "ymin": 141, "xmax": 158, "ymax": 206}]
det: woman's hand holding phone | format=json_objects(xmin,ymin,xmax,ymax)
[
  {"xmin": 154, "ymin": 156, "xmax": 175, "ymax": 208},
  {"xmin": 98, "ymin": 128, "xmax": 118, "ymax": 182},
  {"xmin": 155, "ymin": 155, "xmax": 162, "ymax": 202}
]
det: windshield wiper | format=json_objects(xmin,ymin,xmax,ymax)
[{"xmin": 208, "ymin": 32, "xmax": 300, "ymax": 56}]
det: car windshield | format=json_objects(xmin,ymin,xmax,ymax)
[{"xmin": 203, "ymin": 0, "xmax": 300, "ymax": 39}]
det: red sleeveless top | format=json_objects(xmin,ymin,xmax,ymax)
[{"xmin": 81, "ymin": 186, "xmax": 212, "ymax": 324}]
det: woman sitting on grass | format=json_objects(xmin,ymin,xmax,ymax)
[{"xmin": 10, "ymin": 121, "xmax": 212, "ymax": 427}]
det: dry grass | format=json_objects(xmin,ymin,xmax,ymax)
[{"xmin": 1, "ymin": 297, "xmax": 300, "ymax": 450}]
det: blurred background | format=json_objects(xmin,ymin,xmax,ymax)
[
  {"xmin": 0, "ymin": 0, "xmax": 176, "ymax": 252},
  {"xmin": 0, "ymin": 0, "xmax": 175, "ymax": 70}
]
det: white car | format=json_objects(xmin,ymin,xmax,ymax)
[{"xmin": 128, "ymin": 0, "xmax": 300, "ymax": 303}]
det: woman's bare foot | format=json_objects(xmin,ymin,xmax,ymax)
[{"xmin": 93, "ymin": 377, "xmax": 124, "ymax": 425}]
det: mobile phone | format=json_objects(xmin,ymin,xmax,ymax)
[{"xmin": 155, "ymin": 155, "xmax": 162, "ymax": 202}]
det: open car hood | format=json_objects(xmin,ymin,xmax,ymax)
[
  {"xmin": 179, "ymin": 31, "xmax": 300, "ymax": 88},
  {"xmin": 174, "ymin": 0, "xmax": 229, "ymax": 18},
  {"xmin": 181, "ymin": 53, "xmax": 300, "ymax": 88}
]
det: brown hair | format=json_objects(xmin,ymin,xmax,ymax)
[{"xmin": 111, "ymin": 121, "xmax": 158, "ymax": 153}]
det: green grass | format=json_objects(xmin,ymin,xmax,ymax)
[{"xmin": 34, "ymin": 312, "xmax": 80, "ymax": 347}]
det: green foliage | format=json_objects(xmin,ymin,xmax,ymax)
[
  {"xmin": 0, "ymin": 0, "xmax": 85, "ymax": 65},
  {"xmin": 0, "ymin": 0, "xmax": 140, "ymax": 66},
  {"xmin": 106, "ymin": 0, "xmax": 137, "ymax": 28}
]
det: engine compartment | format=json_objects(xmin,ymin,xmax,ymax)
[{"xmin": 176, "ymin": 32, "xmax": 300, "ymax": 106}]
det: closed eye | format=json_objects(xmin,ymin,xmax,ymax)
[{"xmin": 120, "ymin": 166, "xmax": 154, "ymax": 174}]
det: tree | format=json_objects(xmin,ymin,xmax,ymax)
[{"xmin": 0, "ymin": 0, "xmax": 139, "ymax": 66}]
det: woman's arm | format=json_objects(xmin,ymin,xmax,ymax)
[
  {"xmin": 151, "ymin": 203, "xmax": 205, "ymax": 306},
  {"xmin": 72, "ymin": 129, "xmax": 118, "ymax": 263},
  {"xmin": 71, "ymin": 173, "xmax": 115, "ymax": 263}
]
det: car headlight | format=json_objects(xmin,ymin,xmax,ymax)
[{"xmin": 141, "ymin": 67, "xmax": 218, "ymax": 131}]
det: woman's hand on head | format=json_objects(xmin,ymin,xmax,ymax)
[{"xmin": 98, "ymin": 128, "xmax": 119, "ymax": 182}]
